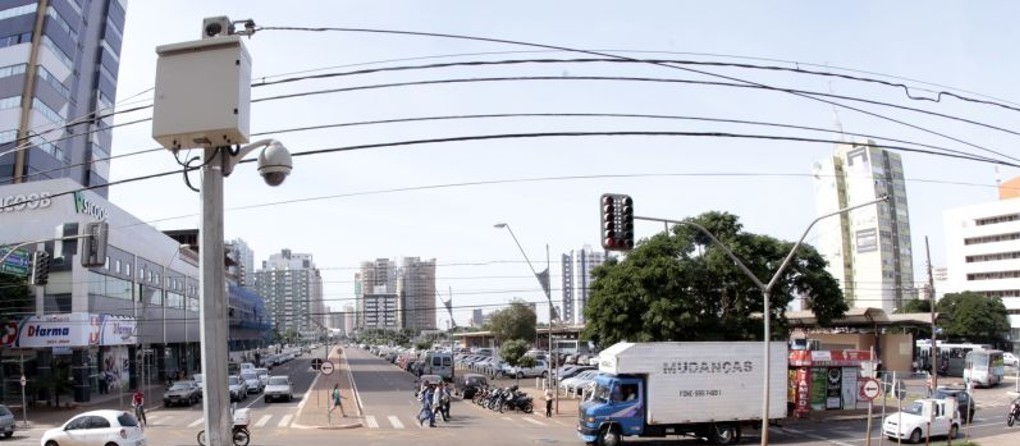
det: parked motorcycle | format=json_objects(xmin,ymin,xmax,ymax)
[
  {"xmin": 1008, "ymin": 396, "xmax": 1020, "ymax": 427},
  {"xmin": 499, "ymin": 390, "xmax": 534, "ymax": 414}
]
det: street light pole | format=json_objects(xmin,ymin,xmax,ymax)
[
  {"xmin": 494, "ymin": 223, "xmax": 558, "ymax": 414},
  {"xmin": 637, "ymin": 195, "xmax": 888, "ymax": 446}
]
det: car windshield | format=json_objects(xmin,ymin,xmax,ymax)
[
  {"xmin": 242, "ymin": 373, "xmax": 257, "ymax": 381},
  {"xmin": 170, "ymin": 383, "xmax": 191, "ymax": 391},
  {"xmin": 117, "ymin": 412, "xmax": 138, "ymax": 427},
  {"xmin": 229, "ymin": 376, "xmax": 241, "ymax": 385},
  {"xmin": 268, "ymin": 377, "xmax": 289, "ymax": 386},
  {"xmin": 467, "ymin": 377, "xmax": 486, "ymax": 385},
  {"xmin": 592, "ymin": 383, "xmax": 611, "ymax": 402},
  {"xmin": 0, "ymin": 406, "xmax": 11, "ymax": 416},
  {"xmin": 902, "ymin": 401, "xmax": 924, "ymax": 416}
]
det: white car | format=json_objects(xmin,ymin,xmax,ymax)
[
  {"xmin": 560, "ymin": 370, "xmax": 600, "ymax": 395},
  {"xmin": 192, "ymin": 373, "xmax": 204, "ymax": 391},
  {"xmin": 507, "ymin": 360, "xmax": 549, "ymax": 379},
  {"xmin": 264, "ymin": 375, "xmax": 294, "ymax": 403},
  {"xmin": 1004, "ymin": 352, "xmax": 1019, "ymax": 367},
  {"xmin": 42, "ymin": 409, "xmax": 146, "ymax": 446},
  {"xmin": 242, "ymin": 372, "xmax": 263, "ymax": 394},
  {"xmin": 254, "ymin": 368, "xmax": 270, "ymax": 387},
  {"xmin": 228, "ymin": 375, "xmax": 248, "ymax": 402},
  {"xmin": 883, "ymin": 399, "xmax": 959, "ymax": 443}
]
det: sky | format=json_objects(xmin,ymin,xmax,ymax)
[{"xmin": 105, "ymin": 1, "xmax": 1020, "ymax": 328}]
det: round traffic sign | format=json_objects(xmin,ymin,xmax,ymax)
[
  {"xmin": 320, "ymin": 360, "xmax": 335, "ymax": 375},
  {"xmin": 20, "ymin": 375, "xmax": 26, "ymax": 387},
  {"xmin": 860, "ymin": 378, "xmax": 881, "ymax": 401}
]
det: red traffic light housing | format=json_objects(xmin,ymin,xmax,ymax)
[{"xmin": 600, "ymin": 193, "xmax": 635, "ymax": 251}]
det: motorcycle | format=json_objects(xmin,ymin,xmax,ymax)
[
  {"xmin": 1008, "ymin": 396, "xmax": 1020, "ymax": 427},
  {"xmin": 499, "ymin": 389, "xmax": 534, "ymax": 414}
]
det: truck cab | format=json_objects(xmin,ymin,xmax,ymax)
[{"xmin": 578, "ymin": 375, "xmax": 645, "ymax": 446}]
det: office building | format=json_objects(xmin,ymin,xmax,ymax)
[
  {"xmin": 812, "ymin": 140, "xmax": 914, "ymax": 312},
  {"xmin": 1, "ymin": 0, "xmax": 127, "ymax": 197},
  {"xmin": 561, "ymin": 245, "xmax": 607, "ymax": 324},
  {"xmin": 226, "ymin": 238, "xmax": 255, "ymax": 287},
  {"xmin": 943, "ymin": 179, "xmax": 1020, "ymax": 353},
  {"xmin": 253, "ymin": 249, "xmax": 325, "ymax": 337},
  {"xmin": 397, "ymin": 257, "xmax": 436, "ymax": 331}
]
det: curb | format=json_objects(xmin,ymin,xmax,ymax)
[{"xmin": 290, "ymin": 421, "xmax": 363, "ymax": 430}]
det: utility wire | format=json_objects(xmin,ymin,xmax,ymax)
[{"xmin": 257, "ymin": 26, "xmax": 1019, "ymax": 163}]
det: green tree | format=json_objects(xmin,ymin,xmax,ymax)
[
  {"xmin": 937, "ymin": 291, "xmax": 1010, "ymax": 344},
  {"xmin": 582, "ymin": 211, "xmax": 847, "ymax": 346},
  {"xmin": 898, "ymin": 298, "xmax": 932, "ymax": 314},
  {"xmin": 485, "ymin": 299, "xmax": 537, "ymax": 344},
  {"xmin": 0, "ymin": 272, "xmax": 31, "ymax": 324},
  {"xmin": 500, "ymin": 339, "xmax": 530, "ymax": 368}
]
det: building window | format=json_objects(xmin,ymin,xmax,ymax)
[
  {"xmin": 0, "ymin": 4, "xmax": 35, "ymax": 21},
  {"xmin": 31, "ymin": 98, "xmax": 65, "ymax": 124},
  {"xmin": 967, "ymin": 270, "xmax": 1020, "ymax": 281},
  {"xmin": 966, "ymin": 251, "xmax": 1020, "ymax": 263},
  {"xmin": 0, "ymin": 32, "xmax": 32, "ymax": 49},
  {"xmin": 46, "ymin": 6, "xmax": 79, "ymax": 42},
  {"xmin": 37, "ymin": 65, "xmax": 70, "ymax": 98},
  {"xmin": 964, "ymin": 232, "xmax": 1020, "ymax": 246},
  {"xmin": 115, "ymin": 259, "xmax": 121, "ymax": 274},
  {"xmin": 0, "ymin": 63, "xmax": 26, "ymax": 80},
  {"xmin": 0, "ymin": 95, "xmax": 20, "ymax": 111},
  {"xmin": 40, "ymin": 36, "xmax": 73, "ymax": 69},
  {"xmin": 975, "ymin": 214, "xmax": 1020, "ymax": 226}
]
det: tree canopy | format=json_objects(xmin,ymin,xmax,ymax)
[
  {"xmin": 0, "ymin": 272, "xmax": 30, "ymax": 324},
  {"xmin": 485, "ymin": 299, "xmax": 537, "ymax": 344},
  {"xmin": 582, "ymin": 211, "xmax": 847, "ymax": 346},
  {"xmin": 500, "ymin": 339, "xmax": 530, "ymax": 367},
  {"xmin": 936, "ymin": 291, "xmax": 1010, "ymax": 345}
]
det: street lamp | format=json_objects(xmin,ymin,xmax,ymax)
[
  {"xmin": 636, "ymin": 195, "xmax": 888, "ymax": 446},
  {"xmin": 493, "ymin": 223, "xmax": 559, "ymax": 414}
]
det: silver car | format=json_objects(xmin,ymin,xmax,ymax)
[{"xmin": 0, "ymin": 404, "xmax": 15, "ymax": 438}]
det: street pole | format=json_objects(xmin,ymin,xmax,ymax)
[
  {"xmin": 200, "ymin": 148, "xmax": 231, "ymax": 446},
  {"xmin": 635, "ymin": 195, "xmax": 888, "ymax": 446}
]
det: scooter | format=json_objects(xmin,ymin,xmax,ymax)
[{"xmin": 1008, "ymin": 396, "xmax": 1020, "ymax": 427}]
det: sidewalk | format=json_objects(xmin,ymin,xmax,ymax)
[
  {"xmin": 291, "ymin": 346, "xmax": 362, "ymax": 430},
  {"xmin": 5, "ymin": 380, "xmax": 171, "ymax": 428}
]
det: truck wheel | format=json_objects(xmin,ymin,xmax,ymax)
[
  {"xmin": 598, "ymin": 425, "xmax": 622, "ymax": 446},
  {"xmin": 710, "ymin": 423, "xmax": 738, "ymax": 446},
  {"xmin": 908, "ymin": 428, "xmax": 922, "ymax": 444}
]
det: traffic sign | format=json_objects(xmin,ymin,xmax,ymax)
[
  {"xmin": 20, "ymin": 376, "xmax": 26, "ymax": 387},
  {"xmin": 860, "ymin": 378, "xmax": 881, "ymax": 401},
  {"xmin": 320, "ymin": 360, "xmax": 335, "ymax": 375}
]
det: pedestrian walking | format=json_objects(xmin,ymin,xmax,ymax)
[
  {"xmin": 332, "ymin": 383, "xmax": 347, "ymax": 417},
  {"xmin": 436, "ymin": 383, "xmax": 451, "ymax": 422},
  {"xmin": 544, "ymin": 387, "xmax": 553, "ymax": 418},
  {"xmin": 131, "ymin": 389, "xmax": 147, "ymax": 427},
  {"xmin": 418, "ymin": 384, "xmax": 436, "ymax": 427}
]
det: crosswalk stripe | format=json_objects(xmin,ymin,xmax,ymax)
[
  {"xmin": 388, "ymin": 415, "xmax": 404, "ymax": 429},
  {"xmin": 365, "ymin": 415, "xmax": 379, "ymax": 428},
  {"xmin": 255, "ymin": 415, "xmax": 271, "ymax": 427},
  {"xmin": 278, "ymin": 414, "xmax": 292, "ymax": 427},
  {"xmin": 522, "ymin": 417, "xmax": 546, "ymax": 426},
  {"xmin": 188, "ymin": 418, "xmax": 204, "ymax": 428}
]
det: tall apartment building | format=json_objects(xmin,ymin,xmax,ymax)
[
  {"xmin": 362, "ymin": 293, "xmax": 400, "ymax": 330},
  {"xmin": 471, "ymin": 308, "xmax": 484, "ymax": 327},
  {"xmin": 343, "ymin": 304, "xmax": 355, "ymax": 336},
  {"xmin": 253, "ymin": 249, "xmax": 325, "ymax": 337},
  {"xmin": 812, "ymin": 140, "xmax": 915, "ymax": 313},
  {"xmin": 1, "ymin": 0, "xmax": 127, "ymax": 197},
  {"xmin": 561, "ymin": 245, "xmax": 607, "ymax": 324},
  {"xmin": 355, "ymin": 258, "xmax": 396, "ymax": 330},
  {"xmin": 397, "ymin": 257, "xmax": 437, "ymax": 331},
  {"xmin": 226, "ymin": 238, "xmax": 255, "ymax": 287},
  {"xmin": 943, "ymin": 178, "xmax": 1020, "ymax": 353}
]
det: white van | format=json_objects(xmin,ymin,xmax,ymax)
[{"xmin": 423, "ymin": 351, "xmax": 455, "ymax": 381}]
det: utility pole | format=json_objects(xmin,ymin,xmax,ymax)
[{"xmin": 926, "ymin": 237, "xmax": 938, "ymax": 391}]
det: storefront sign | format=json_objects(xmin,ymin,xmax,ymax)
[
  {"xmin": 789, "ymin": 350, "xmax": 873, "ymax": 367},
  {"xmin": 1, "ymin": 313, "xmax": 136, "ymax": 348},
  {"xmin": 73, "ymin": 191, "xmax": 108, "ymax": 221},
  {"xmin": 0, "ymin": 192, "xmax": 52, "ymax": 214}
]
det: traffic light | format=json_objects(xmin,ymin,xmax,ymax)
[
  {"xmin": 81, "ymin": 221, "xmax": 109, "ymax": 267},
  {"xmin": 30, "ymin": 250, "xmax": 51, "ymax": 286},
  {"xmin": 600, "ymin": 193, "xmax": 635, "ymax": 251}
]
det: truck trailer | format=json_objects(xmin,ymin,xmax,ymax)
[{"xmin": 577, "ymin": 341, "xmax": 788, "ymax": 446}]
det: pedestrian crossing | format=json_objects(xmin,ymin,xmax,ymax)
[
  {"xmin": 359, "ymin": 413, "xmax": 568, "ymax": 429},
  {"xmin": 146, "ymin": 413, "xmax": 298, "ymax": 429}
]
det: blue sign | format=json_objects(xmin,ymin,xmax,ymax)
[{"xmin": 0, "ymin": 247, "xmax": 31, "ymax": 277}]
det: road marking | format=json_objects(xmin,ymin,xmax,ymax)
[
  {"xmin": 188, "ymin": 418, "xmax": 204, "ymax": 427},
  {"xmin": 522, "ymin": 417, "xmax": 546, "ymax": 426},
  {"xmin": 254, "ymin": 415, "xmax": 271, "ymax": 427},
  {"xmin": 779, "ymin": 427, "xmax": 854, "ymax": 446},
  {"xmin": 278, "ymin": 414, "xmax": 292, "ymax": 427},
  {"xmin": 365, "ymin": 415, "xmax": 379, "ymax": 428},
  {"xmin": 388, "ymin": 415, "xmax": 404, "ymax": 429}
]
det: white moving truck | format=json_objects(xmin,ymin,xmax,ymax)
[{"xmin": 577, "ymin": 341, "xmax": 788, "ymax": 446}]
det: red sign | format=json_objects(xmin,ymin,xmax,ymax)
[
  {"xmin": 789, "ymin": 350, "xmax": 873, "ymax": 367},
  {"xmin": 794, "ymin": 368, "xmax": 811, "ymax": 417}
]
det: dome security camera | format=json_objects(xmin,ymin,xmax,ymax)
[{"xmin": 257, "ymin": 141, "xmax": 292, "ymax": 186}]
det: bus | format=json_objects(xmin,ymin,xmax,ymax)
[
  {"xmin": 963, "ymin": 349, "xmax": 1005, "ymax": 387},
  {"xmin": 552, "ymin": 339, "xmax": 593, "ymax": 356},
  {"xmin": 914, "ymin": 340, "xmax": 993, "ymax": 377}
]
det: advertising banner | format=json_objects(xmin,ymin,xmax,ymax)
[
  {"xmin": 825, "ymin": 367, "xmax": 843, "ymax": 410},
  {"xmin": 794, "ymin": 368, "xmax": 811, "ymax": 417},
  {"xmin": 100, "ymin": 315, "xmax": 137, "ymax": 345},
  {"xmin": 810, "ymin": 368, "xmax": 827, "ymax": 411},
  {"xmin": 1, "ymin": 313, "xmax": 136, "ymax": 348},
  {"xmin": 842, "ymin": 367, "xmax": 859, "ymax": 410}
]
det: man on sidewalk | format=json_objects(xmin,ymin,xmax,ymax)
[{"xmin": 331, "ymin": 384, "xmax": 347, "ymax": 417}]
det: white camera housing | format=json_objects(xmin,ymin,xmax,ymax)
[{"xmin": 257, "ymin": 142, "xmax": 293, "ymax": 186}]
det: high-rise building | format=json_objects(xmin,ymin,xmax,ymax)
[
  {"xmin": 471, "ymin": 308, "xmax": 484, "ymax": 327},
  {"xmin": 355, "ymin": 258, "xmax": 396, "ymax": 329},
  {"xmin": 226, "ymin": 238, "xmax": 255, "ymax": 287},
  {"xmin": 343, "ymin": 304, "xmax": 355, "ymax": 336},
  {"xmin": 398, "ymin": 257, "xmax": 436, "ymax": 331},
  {"xmin": 1, "ymin": 0, "xmax": 127, "ymax": 197},
  {"xmin": 253, "ymin": 249, "xmax": 324, "ymax": 338},
  {"xmin": 560, "ymin": 245, "xmax": 607, "ymax": 324},
  {"xmin": 943, "ymin": 181, "xmax": 1020, "ymax": 353},
  {"xmin": 362, "ymin": 293, "xmax": 400, "ymax": 330},
  {"xmin": 813, "ymin": 140, "xmax": 914, "ymax": 312}
]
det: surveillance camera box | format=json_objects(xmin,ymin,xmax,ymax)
[{"xmin": 152, "ymin": 35, "xmax": 251, "ymax": 150}]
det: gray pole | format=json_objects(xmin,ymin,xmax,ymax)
[{"xmin": 200, "ymin": 149, "xmax": 231, "ymax": 446}]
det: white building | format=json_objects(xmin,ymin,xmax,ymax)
[
  {"xmin": 943, "ymin": 191, "xmax": 1020, "ymax": 353},
  {"xmin": 813, "ymin": 140, "xmax": 915, "ymax": 313},
  {"xmin": 253, "ymin": 249, "xmax": 325, "ymax": 337},
  {"xmin": 362, "ymin": 292, "xmax": 400, "ymax": 330},
  {"xmin": 560, "ymin": 245, "xmax": 607, "ymax": 324}
]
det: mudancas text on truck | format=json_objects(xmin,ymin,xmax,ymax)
[{"xmin": 577, "ymin": 341, "xmax": 788, "ymax": 446}]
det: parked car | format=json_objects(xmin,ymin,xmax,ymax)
[
  {"xmin": 254, "ymin": 368, "xmax": 270, "ymax": 387},
  {"xmin": 455, "ymin": 373, "xmax": 488, "ymax": 399},
  {"xmin": 933, "ymin": 386, "xmax": 975, "ymax": 423},
  {"xmin": 1005, "ymin": 352, "xmax": 1019, "ymax": 367},
  {"xmin": 264, "ymin": 375, "xmax": 294, "ymax": 403},
  {"xmin": 0, "ymin": 404, "xmax": 15, "ymax": 438},
  {"xmin": 561, "ymin": 369, "xmax": 601, "ymax": 396},
  {"xmin": 242, "ymin": 372, "xmax": 263, "ymax": 394},
  {"xmin": 192, "ymin": 373, "xmax": 204, "ymax": 391},
  {"xmin": 163, "ymin": 381, "xmax": 201, "ymax": 407},
  {"xmin": 883, "ymin": 399, "xmax": 959, "ymax": 443},
  {"xmin": 41, "ymin": 410, "xmax": 145, "ymax": 446},
  {"xmin": 228, "ymin": 375, "xmax": 248, "ymax": 402},
  {"xmin": 507, "ymin": 359, "xmax": 549, "ymax": 379},
  {"xmin": 556, "ymin": 365, "xmax": 596, "ymax": 383}
]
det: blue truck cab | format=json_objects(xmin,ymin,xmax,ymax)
[{"xmin": 578, "ymin": 374, "xmax": 645, "ymax": 445}]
